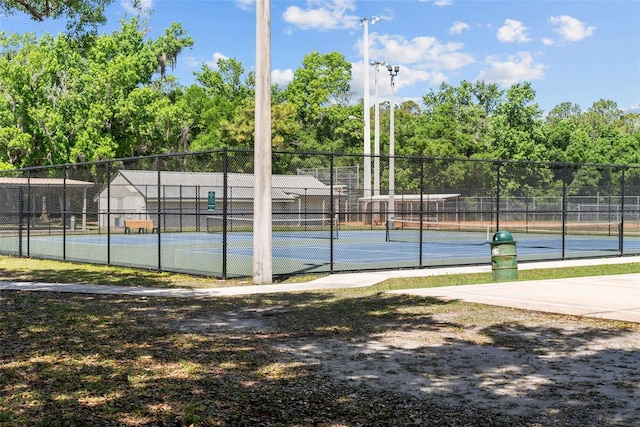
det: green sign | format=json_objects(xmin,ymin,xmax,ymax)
[{"xmin": 207, "ymin": 191, "xmax": 216, "ymax": 211}]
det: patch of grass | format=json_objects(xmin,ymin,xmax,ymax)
[
  {"xmin": 2, "ymin": 254, "xmax": 639, "ymax": 292},
  {"xmin": 375, "ymin": 261, "xmax": 640, "ymax": 292},
  {"xmin": 1, "ymin": 256, "xmax": 639, "ymax": 425},
  {"xmin": 0, "ymin": 255, "xmax": 237, "ymax": 289}
]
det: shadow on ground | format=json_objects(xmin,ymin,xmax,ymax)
[{"xmin": 1, "ymin": 289, "xmax": 638, "ymax": 426}]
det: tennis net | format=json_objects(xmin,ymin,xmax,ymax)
[
  {"xmin": 206, "ymin": 215, "xmax": 339, "ymax": 240},
  {"xmin": 385, "ymin": 217, "xmax": 491, "ymax": 244},
  {"xmin": 386, "ymin": 217, "xmax": 624, "ymax": 245},
  {"xmin": 386, "ymin": 218, "xmax": 431, "ymax": 243}
]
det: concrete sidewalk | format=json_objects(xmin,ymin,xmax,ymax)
[
  {"xmin": 389, "ymin": 273, "xmax": 640, "ymax": 323},
  {"xmin": 0, "ymin": 257, "xmax": 639, "ymax": 322}
]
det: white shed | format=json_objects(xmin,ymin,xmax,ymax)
[{"xmin": 98, "ymin": 170, "xmax": 339, "ymax": 230}]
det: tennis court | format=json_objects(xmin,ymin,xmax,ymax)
[
  {"xmin": 1, "ymin": 149, "xmax": 639, "ymax": 279},
  {"xmin": 17, "ymin": 225, "xmax": 640, "ymax": 278}
]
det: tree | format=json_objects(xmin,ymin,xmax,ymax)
[
  {"xmin": 0, "ymin": 0, "xmax": 116, "ymax": 35},
  {"xmin": 311, "ymin": 104, "xmax": 361, "ymax": 155},
  {"xmin": 545, "ymin": 101, "xmax": 581, "ymax": 127},
  {"xmin": 188, "ymin": 58, "xmax": 254, "ymax": 151},
  {"xmin": 486, "ymin": 83, "xmax": 551, "ymax": 196},
  {"xmin": 420, "ymin": 80, "xmax": 499, "ymax": 158},
  {"xmin": 70, "ymin": 19, "xmax": 192, "ymax": 161},
  {"xmin": 489, "ymin": 82, "xmax": 545, "ymax": 161},
  {"xmin": 284, "ymin": 51, "xmax": 352, "ymax": 125},
  {"xmin": 545, "ymin": 119, "xmax": 576, "ymax": 163},
  {"xmin": 579, "ymin": 99, "xmax": 623, "ymax": 139},
  {"xmin": 154, "ymin": 23, "xmax": 194, "ymax": 78},
  {"xmin": 0, "ymin": 32, "xmax": 84, "ymax": 166},
  {"xmin": 217, "ymin": 99, "xmax": 302, "ymax": 155},
  {"xmin": 0, "ymin": 18, "xmax": 193, "ymax": 167},
  {"xmin": 195, "ymin": 58, "xmax": 253, "ymax": 103}
]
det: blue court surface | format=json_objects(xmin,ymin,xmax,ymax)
[
  {"xmin": 17, "ymin": 228, "xmax": 640, "ymax": 277},
  {"xmin": 23, "ymin": 229, "xmax": 640, "ymax": 261}
]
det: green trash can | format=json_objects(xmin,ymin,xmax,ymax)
[{"xmin": 490, "ymin": 230, "xmax": 517, "ymax": 282}]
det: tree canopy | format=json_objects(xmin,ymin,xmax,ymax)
[
  {"xmin": 0, "ymin": 18, "xmax": 193, "ymax": 166},
  {"xmin": 0, "ymin": 13, "xmax": 637, "ymax": 195},
  {"xmin": 0, "ymin": 0, "xmax": 117, "ymax": 35}
]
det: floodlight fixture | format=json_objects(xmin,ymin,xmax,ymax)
[
  {"xmin": 386, "ymin": 64, "xmax": 400, "ymax": 74},
  {"xmin": 361, "ymin": 16, "xmax": 380, "ymax": 25},
  {"xmin": 387, "ymin": 64, "xmax": 400, "ymax": 87}
]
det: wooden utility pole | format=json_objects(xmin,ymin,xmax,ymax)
[{"xmin": 253, "ymin": 0, "xmax": 272, "ymax": 284}]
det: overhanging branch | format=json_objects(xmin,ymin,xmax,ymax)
[{"xmin": 12, "ymin": 0, "xmax": 46, "ymax": 21}]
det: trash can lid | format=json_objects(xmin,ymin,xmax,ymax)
[{"xmin": 492, "ymin": 230, "xmax": 514, "ymax": 242}]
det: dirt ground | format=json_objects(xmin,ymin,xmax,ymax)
[
  {"xmin": 179, "ymin": 303, "xmax": 640, "ymax": 426},
  {"xmin": 279, "ymin": 323, "xmax": 638, "ymax": 426}
]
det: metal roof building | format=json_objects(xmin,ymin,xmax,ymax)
[
  {"xmin": 0, "ymin": 176, "xmax": 94, "ymax": 230},
  {"xmin": 97, "ymin": 170, "xmax": 339, "ymax": 230}
]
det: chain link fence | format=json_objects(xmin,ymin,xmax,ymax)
[{"xmin": 0, "ymin": 149, "xmax": 638, "ymax": 279}]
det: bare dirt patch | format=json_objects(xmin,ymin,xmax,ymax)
[
  {"xmin": 3, "ymin": 290, "xmax": 638, "ymax": 426},
  {"xmin": 181, "ymin": 302, "xmax": 640, "ymax": 427}
]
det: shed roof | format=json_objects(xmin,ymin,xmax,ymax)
[
  {"xmin": 0, "ymin": 177, "xmax": 94, "ymax": 188},
  {"xmin": 113, "ymin": 170, "xmax": 333, "ymax": 201}
]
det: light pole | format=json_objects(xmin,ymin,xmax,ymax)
[
  {"xmin": 360, "ymin": 16, "xmax": 379, "ymax": 199},
  {"xmin": 387, "ymin": 64, "xmax": 399, "ymax": 224},
  {"xmin": 371, "ymin": 60, "xmax": 384, "ymax": 198}
]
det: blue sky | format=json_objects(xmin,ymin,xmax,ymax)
[{"xmin": 1, "ymin": 0, "xmax": 638, "ymax": 115}]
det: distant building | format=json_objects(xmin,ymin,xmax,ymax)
[
  {"xmin": 0, "ymin": 177, "xmax": 94, "ymax": 229},
  {"xmin": 97, "ymin": 170, "xmax": 341, "ymax": 230}
]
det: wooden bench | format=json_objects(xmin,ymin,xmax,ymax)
[{"xmin": 124, "ymin": 219, "xmax": 157, "ymax": 234}]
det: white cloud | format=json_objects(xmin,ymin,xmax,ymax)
[
  {"xmin": 282, "ymin": 0, "xmax": 359, "ymax": 31},
  {"xmin": 497, "ymin": 19, "xmax": 530, "ymax": 43},
  {"xmin": 450, "ymin": 21, "xmax": 470, "ymax": 35},
  {"xmin": 184, "ymin": 56, "xmax": 201, "ymax": 70},
  {"xmin": 549, "ymin": 15, "xmax": 596, "ymax": 42},
  {"xmin": 120, "ymin": 0, "xmax": 153, "ymax": 15},
  {"xmin": 625, "ymin": 103, "xmax": 640, "ymax": 113},
  {"xmin": 205, "ymin": 52, "xmax": 229, "ymax": 69},
  {"xmin": 369, "ymin": 34, "xmax": 474, "ymax": 71},
  {"xmin": 477, "ymin": 52, "xmax": 547, "ymax": 87},
  {"xmin": 350, "ymin": 61, "xmax": 447, "ymax": 101},
  {"xmin": 235, "ymin": 0, "xmax": 254, "ymax": 12},
  {"xmin": 348, "ymin": 32, "xmax": 473, "ymax": 100},
  {"xmin": 272, "ymin": 69, "xmax": 294, "ymax": 88},
  {"xmin": 419, "ymin": 0, "xmax": 453, "ymax": 6}
]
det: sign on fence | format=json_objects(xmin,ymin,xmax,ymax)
[{"xmin": 208, "ymin": 191, "xmax": 215, "ymax": 211}]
